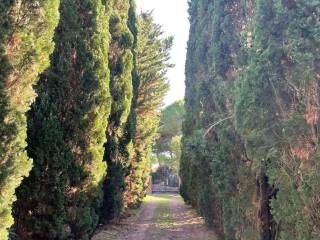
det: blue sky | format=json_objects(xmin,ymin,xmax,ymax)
[{"xmin": 136, "ymin": 0, "xmax": 189, "ymax": 106}]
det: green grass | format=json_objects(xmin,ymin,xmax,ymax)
[
  {"xmin": 145, "ymin": 193, "xmax": 179, "ymax": 201},
  {"xmin": 154, "ymin": 199, "xmax": 175, "ymax": 228},
  {"xmin": 145, "ymin": 194, "xmax": 177, "ymax": 240},
  {"xmin": 144, "ymin": 194, "xmax": 181, "ymax": 228}
]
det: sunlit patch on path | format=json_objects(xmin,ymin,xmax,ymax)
[{"xmin": 93, "ymin": 194, "xmax": 216, "ymax": 240}]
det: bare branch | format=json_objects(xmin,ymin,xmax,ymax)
[{"xmin": 203, "ymin": 116, "xmax": 234, "ymax": 137}]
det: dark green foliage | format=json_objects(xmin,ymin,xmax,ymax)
[
  {"xmin": 0, "ymin": 1, "xmax": 59, "ymax": 238},
  {"xmin": 14, "ymin": 0, "xmax": 112, "ymax": 239},
  {"xmin": 182, "ymin": 0, "xmax": 320, "ymax": 239},
  {"xmin": 101, "ymin": 0, "xmax": 135, "ymax": 222},
  {"xmin": 236, "ymin": 0, "xmax": 320, "ymax": 238},
  {"xmin": 181, "ymin": 0, "xmax": 248, "ymax": 238}
]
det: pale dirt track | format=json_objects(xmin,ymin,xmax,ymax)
[{"xmin": 93, "ymin": 194, "xmax": 217, "ymax": 240}]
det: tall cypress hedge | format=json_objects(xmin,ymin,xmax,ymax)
[
  {"xmin": 101, "ymin": 0, "xmax": 135, "ymax": 222},
  {"xmin": 182, "ymin": 0, "xmax": 320, "ymax": 239},
  {"xmin": 236, "ymin": 1, "xmax": 320, "ymax": 238},
  {"xmin": 14, "ymin": 0, "xmax": 112, "ymax": 239},
  {"xmin": 0, "ymin": 1, "xmax": 60, "ymax": 238}
]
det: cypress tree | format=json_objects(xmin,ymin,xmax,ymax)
[
  {"xmin": 101, "ymin": 0, "xmax": 135, "ymax": 222},
  {"xmin": 123, "ymin": 0, "xmax": 140, "ymax": 212},
  {"xmin": 237, "ymin": 1, "xmax": 320, "ymax": 238},
  {"xmin": 155, "ymin": 100, "xmax": 185, "ymax": 174},
  {"xmin": 180, "ymin": 0, "xmax": 201, "ymax": 207},
  {"xmin": 125, "ymin": 12, "xmax": 172, "ymax": 207},
  {"xmin": 181, "ymin": 0, "xmax": 227, "ymax": 234},
  {"xmin": 181, "ymin": 0, "xmax": 277, "ymax": 238},
  {"xmin": 14, "ymin": 0, "xmax": 112, "ymax": 239},
  {"xmin": 0, "ymin": 1, "xmax": 59, "ymax": 238}
]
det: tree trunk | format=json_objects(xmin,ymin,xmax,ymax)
[{"xmin": 259, "ymin": 174, "xmax": 277, "ymax": 240}]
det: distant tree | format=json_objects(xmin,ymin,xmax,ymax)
[
  {"xmin": 169, "ymin": 135, "xmax": 182, "ymax": 173},
  {"xmin": 14, "ymin": 0, "xmax": 112, "ymax": 238},
  {"xmin": 0, "ymin": 1, "xmax": 59, "ymax": 238},
  {"xmin": 155, "ymin": 100, "xmax": 184, "ymax": 154},
  {"xmin": 153, "ymin": 100, "xmax": 184, "ymax": 173}
]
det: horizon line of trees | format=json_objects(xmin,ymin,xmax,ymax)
[
  {"xmin": 0, "ymin": 1, "xmax": 172, "ymax": 239},
  {"xmin": 181, "ymin": 0, "xmax": 320, "ymax": 239}
]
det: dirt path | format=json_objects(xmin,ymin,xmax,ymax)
[{"xmin": 93, "ymin": 194, "xmax": 217, "ymax": 240}]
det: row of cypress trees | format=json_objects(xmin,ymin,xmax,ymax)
[
  {"xmin": 181, "ymin": 0, "xmax": 320, "ymax": 239},
  {"xmin": 0, "ymin": 1, "xmax": 172, "ymax": 239},
  {"xmin": 14, "ymin": 0, "xmax": 113, "ymax": 238}
]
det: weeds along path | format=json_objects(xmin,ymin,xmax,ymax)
[{"xmin": 93, "ymin": 194, "xmax": 216, "ymax": 240}]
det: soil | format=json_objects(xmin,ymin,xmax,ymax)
[{"xmin": 93, "ymin": 194, "xmax": 217, "ymax": 240}]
